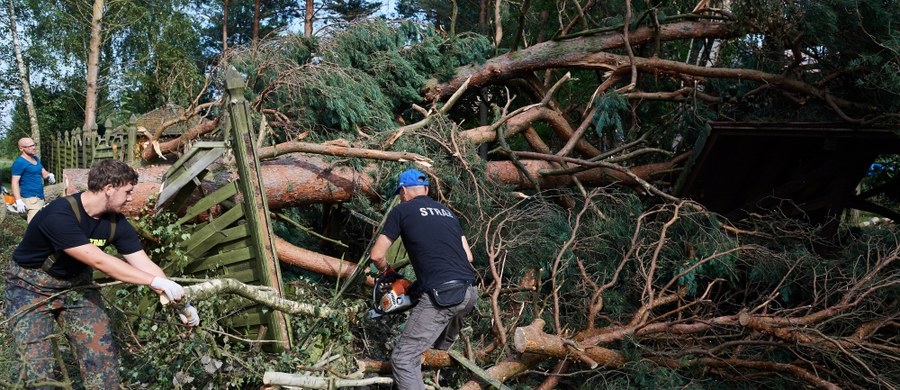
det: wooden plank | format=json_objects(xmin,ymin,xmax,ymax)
[
  {"xmin": 166, "ymin": 173, "xmax": 205, "ymax": 216},
  {"xmin": 184, "ymin": 240, "xmax": 254, "ymax": 274},
  {"xmin": 181, "ymin": 206, "xmax": 244, "ymax": 254},
  {"xmin": 225, "ymin": 67, "xmax": 291, "ymax": 351},
  {"xmin": 223, "ymin": 310, "xmax": 266, "ymax": 328},
  {"xmin": 216, "ymin": 237, "xmax": 252, "ymax": 253},
  {"xmin": 157, "ymin": 147, "xmax": 225, "ymax": 207},
  {"xmin": 164, "ymin": 142, "xmax": 223, "ymax": 178},
  {"xmin": 225, "ymin": 267, "xmax": 259, "ymax": 284},
  {"xmin": 184, "ymin": 224, "xmax": 250, "ymax": 259},
  {"xmin": 175, "ymin": 181, "xmax": 239, "ymax": 226},
  {"xmin": 198, "ymin": 247, "xmax": 255, "ymax": 270},
  {"xmin": 449, "ymin": 350, "xmax": 510, "ymax": 390}
]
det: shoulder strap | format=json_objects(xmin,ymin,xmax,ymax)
[
  {"xmin": 64, "ymin": 195, "xmax": 115, "ymax": 241},
  {"xmin": 42, "ymin": 195, "xmax": 117, "ymax": 273},
  {"xmin": 64, "ymin": 196, "xmax": 81, "ymax": 223}
]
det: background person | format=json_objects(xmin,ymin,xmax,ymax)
[
  {"xmin": 370, "ymin": 168, "xmax": 478, "ymax": 390},
  {"xmin": 11, "ymin": 137, "xmax": 55, "ymax": 222},
  {"xmin": 3, "ymin": 159, "xmax": 199, "ymax": 389}
]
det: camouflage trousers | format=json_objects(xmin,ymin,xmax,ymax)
[{"xmin": 4, "ymin": 261, "xmax": 120, "ymax": 389}]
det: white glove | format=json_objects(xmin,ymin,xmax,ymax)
[
  {"xmin": 150, "ymin": 276, "xmax": 185, "ymax": 302},
  {"xmin": 46, "ymin": 173, "xmax": 56, "ymax": 184},
  {"xmin": 15, "ymin": 199, "xmax": 26, "ymax": 214},
  {"xmin": 178, "ymin": 304, "xmax": 200, "ymax": 326}
]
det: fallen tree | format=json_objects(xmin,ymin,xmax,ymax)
[{"xmin": 63, "ymin": 152, "xmax": 686, "ymax": 215}]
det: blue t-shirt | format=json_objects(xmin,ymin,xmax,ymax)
[
  {"xmin": 11, "ymin": 156, "xmax": 45, "ymax": 199},
  {"xmin": 381, "ymin": 195, "xmax": 474, "ymax": 290},
  {"xmin": 13, "ymin": 192, "xmax": 144, "ymax": 279}
]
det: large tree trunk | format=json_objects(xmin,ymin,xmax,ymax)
[
  {"xmin": 304, "ymin": 0, "xmax": 313, "ymax": 37},
  {"xmin": 63, "ymin": 153, "xmax": 685, "ymax": 215},
  {"xmin": 7, "ymin": 0, "xmax": 40, "ymax": 149},
  {"xmin": 426, "ymin": 21, "xmax": 740, "ymax": 101},
  {"xmin": 274, "ymin": 236, "xmax": 374, "ymax": 286},
  {"xmin": 83, "ymin": 0, "xmax": 104, "ymax": 133}
]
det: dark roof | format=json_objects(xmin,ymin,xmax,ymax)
[{"xmin": 674, "ymin": 122, "xmax": 900, "ymax": 224}]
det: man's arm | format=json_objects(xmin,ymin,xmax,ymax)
[
  {"xmin": 63, "ymin": 244, "xmax": 157, "ymax": 285},
  {"xmin": 121, "ymin": 249, "xmax": 166, "ymax": 277},
  {"xmin": 11, "ymin": 175, "xmax": 21, "ymax": 199},
  {"xmin": 369, "ymin": 234, "xmax": 395, "ymax": 272},
  {"xmin": 461, "ymin": 236, "xmax": 473, "ymax": 263}
]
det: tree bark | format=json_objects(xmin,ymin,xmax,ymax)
[
  {"xmin": 274, "ymin": 236, "xmax": 374, "ymax": 286},
  {"xmin": 7, "ymin": 0, "xmax": 40, "ymax": 150},
  {"xmin": 83, "ymin": 0, "xmax": 104, "ymax": 133},
  {"xmin": 252, "ymin": 0, "xmax": 260, "ymax": 42},
  {"xmin": 263, "ymin": 372, "xmax": 392, "ymax": 388},
  {"xmin": 64, "ymin": 153, "xmax": 684, "ymax": 215},
  {"xmin": 304, "ymin": 0, "xmax": 313, "ymax": 37},
  {"xmin": 139, "ymin": 118, "xmax": 220, "ymax": 161},
  {"xmin": 426, "ymin": 21, "xmax": 740, "ymax": 101},
  {"xmin": 513, "ymin": 319, "xmax": 625, "ymax": 368},
  {"xmin": 222, "ymin": 0, "xmax": 229, "ymax": 53}
]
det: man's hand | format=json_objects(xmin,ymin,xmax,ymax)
[
  {"xmin": 178, "ymin": 304, "xmax": 200, "ymax": 326},
  {"xmin": 380, "ymin": 267, "xmax": 398, "ymax": 278},
  {"xmin": 46, "ymin": 173, "xmax": 56, "ymax": 184},
  {"xmin": 150, "ymin": 276, "xmax": 185, "ymax": 302},
  {"xmin": 14, "ymin": 199, "xmax": 25, "ymax": 214}
]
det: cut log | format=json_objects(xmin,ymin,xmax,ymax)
[
  {"xmin": 457, "ymin": 353, "xmax": 546, "ymax": 390},
  {"xmin": 356, "ymin": 349, "xmax": 454, "ymax": 374},
  {"xmin": 513, "ymin": 319, "xmax": 626, "ymax": 368},
  {"xmin": 263, "ymin": 372, "xmax": 393, "ymax": 388},
  {"xmin": 64, "ymin": 153, "xmax": 682, "ymax": 215},
  {"xmin": 275, "ymin": 236, "xmax": 375, "ymax": 286}
]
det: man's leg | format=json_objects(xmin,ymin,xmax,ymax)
[
  {"xmin": 391, "ymin": 296, "xmax": 455, "ymax": 390},
  {"xmin": 432, "ymin": 286, "xmax": 478, "ymax": 351},
  {"xmin": 4, "ymin": 274, "xmax": 61, "ymax": 389},
  {"xmin": 23, "ymin": 197, "xmax": 44, "ymax": 223},
  {"xmin": 58, "ymin": 288, "xmax": 120, "ymax": 389}
]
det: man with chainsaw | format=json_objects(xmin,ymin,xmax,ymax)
[
  {"xmin": 4, "ymin": 159, "xmax": 199, "ymax": 389},
  {"xmin": 11, "ymin": 137, "xmax": 55, "ymax": 222},
  {"xmin": 370, "ymin": 168, "xmax": 478, "ymax": 390}
]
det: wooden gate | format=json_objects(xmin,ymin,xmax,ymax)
[{"xmin": 153, "ymin": 67, "xmax": 291, "ymax": 351}]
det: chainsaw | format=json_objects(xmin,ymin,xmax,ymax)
[
  {"xmin": 367, "ymin": 271, "xmax": 419, "ymax": 319},
  {"xmin": 2, "ymin": 186, "xmax": 19, "ymax": 214}
]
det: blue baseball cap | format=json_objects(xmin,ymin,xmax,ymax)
[{"xmin": 395, "ymin": 169, "xmax": 430, "ymax": 195}]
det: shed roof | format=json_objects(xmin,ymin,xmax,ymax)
[{"xmin": 674, "ymin": 122, "xmax": 900, "ymax": 224}]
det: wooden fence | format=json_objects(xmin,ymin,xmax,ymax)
[{"xmin": 40, "ymin": 116, "xmax": 138, "ymax": 177}]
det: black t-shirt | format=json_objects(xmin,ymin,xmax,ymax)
[
  {"xmin": 381, "ymin": 195, "xmax": 474, "ymax": 290},
  {"xmin": 12, "ymin": 192, "xmax": 143, "ymax": 278}
]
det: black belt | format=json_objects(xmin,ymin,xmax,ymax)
[{"xmin": 437, "ymin": 279, "xmax": 474, "ymax": 288}]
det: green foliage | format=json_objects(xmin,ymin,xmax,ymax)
[
  {"xmin": 2, "ymin": 83, "xmax": 86, "ymax": 157},
  {"xmin": 592, "ymin": 92, "xmax": 629, "ymax": 143},
  {"xmin": 322, "ymin": 0, "xmax": 383, "ymax": 23},
  {"xmin": 230, "ymin": 19, "xmax": 490, "ymax": 139}
]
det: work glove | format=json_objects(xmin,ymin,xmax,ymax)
[
  {"xmin": 46, "ymin": 173, "xmax": 56, "ymax": 184},
  {"xmin": 14, "ymin": 199, "xmax": 26, "ymax": 214},
  {"xmin": 178, "ymin": 303, "xmax": 200, "ymax": 326},
  {"xmin": 150, "ymin": 276, "xmax": 185, "ymax": 302}
]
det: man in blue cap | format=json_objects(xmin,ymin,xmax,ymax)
[{"xmin": 370, "ymin": 168, "xmax": 477, "ymax": 390}]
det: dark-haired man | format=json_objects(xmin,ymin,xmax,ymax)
[
  {"xmin": 370, "ymin": 168, "xmax": 477, "ymax": 390},
  {"xmin": 4, "ymin": 159, "xmax": 199, "ymax": 389}
]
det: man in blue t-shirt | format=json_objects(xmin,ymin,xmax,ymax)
[
  {"xmin": 4, "ymin": 159, "xmax": 200, "ymax": 389},
  {"xmin": 370, "ymin": 168, "xmax": 477, "ymax": 390},
  {"xmin": 11, "ymin": 137, "xmax": 55, "ymax": 222}
]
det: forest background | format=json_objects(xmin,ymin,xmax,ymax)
[{"xmin": 0, "ymin": 0, "xmax": 899, "ymax": 389}]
